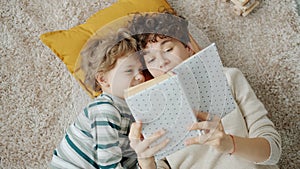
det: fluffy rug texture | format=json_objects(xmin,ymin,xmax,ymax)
[{"xmin": 1, "ymin": 0, "xmax": 299, "ymax": 168}]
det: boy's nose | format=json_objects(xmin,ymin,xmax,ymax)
[{"xmin": 135, "ymin": 72, "xmax": 145, "ymax": 83}]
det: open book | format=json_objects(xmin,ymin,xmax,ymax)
[{"xmin": 124, "ymin": 43, "xmax": 236, "ymax": 159}]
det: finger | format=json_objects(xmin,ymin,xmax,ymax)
[
  {"xmin": 137, "ymin": 129, "xmax": 166, "ymax": 152},
  {"xmin": 210, "ymin": 116, "xmax": 223, "ymax": 131},
  {"xmin": 186, "ymin": 127, "xmax": 224, "ymax": 144},
  {"xmin": 188, "ymin": 121, "xmax": 220, "ymax": 131},
  {"xmin": 186, "ymin": 122, "xmax": 225, "ymax": 145},
  {"xmin": 218, "ymin": 122, "xmax": 224, "ymax": 131},
  {"xmin": 139, "ymin": 138, "xmax": 170, "ymax": 158},
  {"xmin": 185, "ymin": 136, "xmax": 198, "ymax": 145},
  {"xmin": 129, "ymin": 122, "xmax": 143, "ymax": 142},
  {"xmin": 203, "ymin": 139, "xmax": 221, "ymax": 147},
  {"xmin": 195, "ymin": 112, "xmax": 223, "ymax": 122},
  {"xmin": 212, "ymin": 115, "xmax": 221, "ymax": 122},
  {"xmin": 185, "ymin": 135, "xmax": 207, "ymax": 145},
  {"xmin": 202, "ymin": 129, "xmax": 224, "ymax": 142},
  {"xmin": 194, "ymin": 111, "xmax": 209, "ymax": 121}
]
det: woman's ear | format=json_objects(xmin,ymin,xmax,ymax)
[
  {"xmin": 96, "ymin": 72, "xmax": 110, "ymax": 88},
  {"xmin": 188, "ymin": 34, "xmax": 201, "ymax": 53},
  {"xmin": 186, "ymin": 42, "xmax": 196, "ymax": 56}
]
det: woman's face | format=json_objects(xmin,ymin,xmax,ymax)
[{"xmin": 143, "ymin": 37, "xmax": 193, "ymax": 77}]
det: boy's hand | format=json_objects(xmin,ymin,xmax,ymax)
[
  {"xmin": 185, "ymin": 112, "xmax": 234, "ymax": 154},
  {"xmin": 129, "ymin": 121, "xmax": 169, "ymax": 168}
]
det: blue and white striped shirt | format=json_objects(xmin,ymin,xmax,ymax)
[{"xmin": 50, "ymin": 93, "xmax": 137, "ymax": 169}]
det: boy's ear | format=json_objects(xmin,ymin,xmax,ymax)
[{"xmin": 96, "ymin": 72, "xmax": 110, "ymax": 88}]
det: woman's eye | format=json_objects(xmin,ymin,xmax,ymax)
[{"xmin": 164, "ymin": 48, "xmax": 173, "ymax": 52}]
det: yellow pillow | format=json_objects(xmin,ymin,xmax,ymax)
[{"xmin": 40, "ymin": 0, "xmax": 173, "ymax": 98}]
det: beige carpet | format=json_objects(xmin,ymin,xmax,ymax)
[{"xmin": 1, "ymin": 0, "xmax": 299, "ymax": 168}]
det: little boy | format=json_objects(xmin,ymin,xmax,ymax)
[
  {"xmin": 128, "ymin": 12, "xmax": 281, "ymax": 169},
  {"xmin": 50, "ymin": 28, "xmax": 145, "ymax": 169}
]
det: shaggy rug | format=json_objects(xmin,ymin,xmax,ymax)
[{"xmin": 1, "ymin": 0, "xmax": 299, "ymax": 168}]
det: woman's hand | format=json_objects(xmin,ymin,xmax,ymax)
[
  {"xmin": 129, "ymin": 121, "xmax": 169, "ymax": 168},
  {"xmin": 185, "ymin": 112, "xmax": 234, "ymax": 154}
]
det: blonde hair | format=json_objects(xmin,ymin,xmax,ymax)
[{"xmin": 80, "ymin": 28, "xmax": 137, "ymax": 92}]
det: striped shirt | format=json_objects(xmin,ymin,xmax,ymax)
[{"xmin": 50, "ymin": 93, "xmax": 137, "ymax": 169}]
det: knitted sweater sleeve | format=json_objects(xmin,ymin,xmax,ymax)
[{"xmin": 225, "ymin": 68, "xmax": 282, "ymax": 165}]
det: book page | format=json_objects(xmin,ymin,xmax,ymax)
[
  {"xmin": 172, "ymin": 43, "xmax": 236, "ymax": 119},
  {"xmin": 125, "ymin": 75, "xmax": 199, "ymax": 159}
]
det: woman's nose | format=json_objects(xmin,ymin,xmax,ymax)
[{"xmin": 158, "ymin": 54, "xmax": 170, "ymax": 68}]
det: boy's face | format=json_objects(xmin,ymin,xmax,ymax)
[
  {"xmin": 102, "ymin": 53, "xmax": 145, "ymax": 99},
  {"xmin": 143, "ymin": 37, "xmax": 193, "ymax": 77}
]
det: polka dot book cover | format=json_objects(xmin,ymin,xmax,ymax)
[{"xmin": 124, "ymin": 43, "xmax": 236, "ymax": 159}]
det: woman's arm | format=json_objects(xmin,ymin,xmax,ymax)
[
  {"xmin": 232, "ymin": 136, "xmax": 270, "ymax": 162},
  {"xmin": 228, "ymin": 68, "xmax": 281, "ymax": 164},
  {"xmin": 185, "ymin": 68, "xmax": 281, "ymax": 164},
  {"xmin": 185, "ymin": 112, "xmax": 271, "ymax": 163}
]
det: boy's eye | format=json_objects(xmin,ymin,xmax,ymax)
[
  {"xmin": 124, "ymin": 69, "xmax": 133, "ymax": 73},
  {"xmin": 138, "ymin": 67, "xmax": 143, "ymax": 72},
  {"xmin": 147, "ymin": 58, "xmax": 155, "ymax": 64}
]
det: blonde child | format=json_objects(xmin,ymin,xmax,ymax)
[
  {"xmin": 128, "ymin": 12, "xmax": 281, "ymax": 169},
  {"xmin": 50, "ymin": 28, "xmax": 145, "ymax": 169}
]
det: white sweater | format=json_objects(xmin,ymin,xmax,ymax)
[{"xmin": 157, "ymin": 68, "xmax": 281, "ymax": 169}]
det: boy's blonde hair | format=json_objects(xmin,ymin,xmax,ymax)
[{"xmin": 80, "ymin": 28, "xmax": 137, "ymax": 93}]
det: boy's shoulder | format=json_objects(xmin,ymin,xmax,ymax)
[
  {"xmin": 92, "ymin": 93, "xmax": 114, "ymax": 104},
  {"xmin": 87, "ymin": 94, "xmax": 114, "ymax": 108},
  {"xmin": 84, "ymin": 94, "xmax": 122, "ymax": 118}
]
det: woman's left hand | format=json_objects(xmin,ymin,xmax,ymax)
[{"xmin": 185, "ymin": 112, "xmax": 234, "ymax": 154}]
